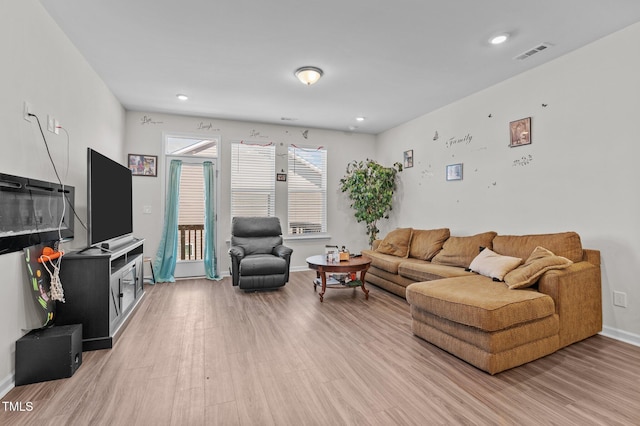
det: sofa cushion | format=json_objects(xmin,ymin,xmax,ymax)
[
  {"xmin": 240, "ymin": 254, "xmax": 287, "ymax": 276},
  {"xmin": 368, "ymin": 266, "xmax": 416, "ymax": 288},
  {"xmin": 410, "ymin": 307, "xmax": 559, "ymax": 353},
  {"xmin": 492, "ymin": 232, "xmax": 583, "ymax": 263},
  {"xmin": 469, "ymin": 248, "xmax": 523, "ymax": 281},
  {"xmin": 376, "ymin": 228, "xmax": 413, "ymax": 257},
  {"xmin": 431, "ymin": 231, "xmax": 497, "ymax": 268},
  {"xmin": 410, "ymin": 319, "xmax": 560, "ymax": 375},
  {"xmin": 408, "ymin": 228, "xmax": 450, "ymax": 260},
  {"xmin": 398, "ymin": 259, "xmax": 475, "ymax": 282},
  {"xmin": 504, "ymin": 246, "xmax": 573, "ymax": 289},
  {"xmin": 361, "ymin": 249, "xmax": 405, "ymax": 274},
  {"xmin": 406, "ymin": 275, "xmax": 555, "ymax": 331}
]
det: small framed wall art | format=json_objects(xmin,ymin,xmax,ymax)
[
  {"xmin": 446, "ymin": 163, "xmax": 463, "ymax": 181},
  {"xmin": 403, "ymin": 149, "xmax": 414, "ymax": 168},
  {"xmin": 509, "ymin": 117, "xmax": 532, "ymax": 147},
  {"xmin": 276, "ymin": 173, "xmax": 287, "ymax": 182},
  {"xmin": 128, "ymin": 154, "xmax": 158, "ymax": 177}
]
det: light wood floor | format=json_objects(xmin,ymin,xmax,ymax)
[{"xmin": 2, "ymin": 270, "xmax": 640, "ymax": 425}]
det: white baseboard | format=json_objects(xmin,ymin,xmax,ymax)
[
  {"xmin": 600, "ymin": 326, "xmax": 640, "ymax": 347},
  {"xmin": 0, "ymin": 373, "xmax": 14, "ymax": 399}
]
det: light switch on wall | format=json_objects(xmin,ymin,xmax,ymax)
[{"xmin": 143, "ymin": 205, "xmax": 152, "ymax": 214}]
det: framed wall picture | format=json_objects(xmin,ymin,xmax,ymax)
[
  {"xmin": 403, "ymin": 149, "xmax": 414, "ymax": 168},
  {"xmin": 276, "ymin": 173, "xmax": 287, "ymax": 182},
  {"xmin": 128, "ymin": 154, "xmax": 158, "ymax": 177},
  {"xmin": 509, "ymin": 117, "xmax": 532, "ymax": 147},
  {"xmin": 446, "ymin": 163, "xmax": 463, "ymax": 181}
]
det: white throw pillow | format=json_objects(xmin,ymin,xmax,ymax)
[{"xmin": 469, "ymin": 248, "xmax": 523, "ymax": 281}]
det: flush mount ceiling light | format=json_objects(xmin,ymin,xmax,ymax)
[
  {"xmin": 295, "ymin": 66, "xmax": 324, "ymax": 85},
  {"xmin": 176, "ymin": 94, "xmax": 189, "ymax": 101},
  {"xmin": 490, "ymin": 33, "xmax": 509, "ymax": 45},
  {"xmin": 356, "ymin": 116, "xmax": 366, "ymax": 122}
]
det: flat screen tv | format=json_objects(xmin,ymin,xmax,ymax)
[{"xmin": 87, "ymin": 148, "xmax": 133, "ymax": 248}]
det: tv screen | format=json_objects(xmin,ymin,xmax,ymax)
[{"xmin": 88, "ymin": 149, "xmax": 133, "ymax": 247}]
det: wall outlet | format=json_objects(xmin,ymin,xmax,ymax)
[
  {"xmin": 143, "ymin": 205, "xmax": 152, "ymax": 214},
  {"xmin": 23, "ymin": 101, "xmax": 33, "ymax": 122},
  {"xmin": 613, "ymin": 291, "xmax": 628, "ymax": 308}
]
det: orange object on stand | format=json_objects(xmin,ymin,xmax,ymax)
[{"xmin": 37, "ymin": 246, "xmax": 63, "ymax": 263}]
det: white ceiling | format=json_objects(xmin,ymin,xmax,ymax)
[{"xmin": 40, "ymin": 0, "xmax": 640, "ymax": 134}]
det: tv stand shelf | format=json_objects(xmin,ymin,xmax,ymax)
[{"xmin": 57, "ymin": 238, "xmax": 145, "ymax": 351}]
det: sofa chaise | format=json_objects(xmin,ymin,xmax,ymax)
[{"xmin": 361, "ymin": 228, "xmax": 602, "ymax": 374}]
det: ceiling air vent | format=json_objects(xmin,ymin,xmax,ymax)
[{"xmin": 514, "ymin": 43, "xmax": 553, "ymax": 60}]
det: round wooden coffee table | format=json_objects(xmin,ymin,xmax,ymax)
[{"xmin": 306, "ymin": 255, "xmax": 371, "ymax": 302}]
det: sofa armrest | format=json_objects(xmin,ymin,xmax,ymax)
[
  {"xmin": 582, "ymin": 249, "xmax": 600, "ymax": 265},
  {"xmin": 537, "ymin": 261, "xmax": 602, "ymax": 347}
]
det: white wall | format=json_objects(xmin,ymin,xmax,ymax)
[
  {"xmin": 124, "ymin": 111, "xmax": 376, "ymax": 274},
  {"xmin": 375, "ymin": 22, "xmax": 640, "ymax": 343},
  {"xmin": 0, "ymin": 0, "xmax": 125, "ymax": 394}
]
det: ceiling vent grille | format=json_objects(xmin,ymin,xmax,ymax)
[{"xmin": 514, "ymin": 43, "xmax": 553, "ymax": 60}]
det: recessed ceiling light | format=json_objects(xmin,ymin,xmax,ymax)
[
  {"xmin": 176, "ymin": 94, "xmax": 189, "ymax": 101},
  {"xmin": 356, "ymin": 117, "xmax": 365, "ymax": 122},
  {"xmin": 490, "ymin": 34, "xmax": 509, "ymax": 45}
]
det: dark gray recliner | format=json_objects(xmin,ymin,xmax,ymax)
[{"xmin": 229, "ymin": 217, "xmax": 293, "ymax": 291}]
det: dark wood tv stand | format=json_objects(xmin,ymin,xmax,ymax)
[{"xmin": 57, "ymin": 238, "xmax": 145, "ymax": 351}]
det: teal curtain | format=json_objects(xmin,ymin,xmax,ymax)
[
  {"xmin": 203, "ymin": 161, "xmax": 220, "ymax": 280},
  {"xmin": 153, "ymin": 159, "xmax": 182, "ymax": 283}
]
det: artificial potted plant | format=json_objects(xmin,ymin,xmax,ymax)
[{"xmin": 339, "ymin": 159, "xmax": 402, "ymax": 246}]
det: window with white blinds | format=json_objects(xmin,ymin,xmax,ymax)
[
  {"xmin": 231, "ymin": 142, "xmax": 276, "ymax": 218},
  {"xmin": 288, "ymin": 145, "xmax": 327, "ymax": 235}
]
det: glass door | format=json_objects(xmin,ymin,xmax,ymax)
[{"xmin": 165, "ymin": 135, "xmax": 218, "ymax": 279}]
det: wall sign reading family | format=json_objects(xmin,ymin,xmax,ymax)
[
  {"xmin": 128, "ymin": 154, "xmax": 158, "ymax": 177},
  {"xmin": 509, "ymin": 117, "xmax": 532, "ymax": 147}
]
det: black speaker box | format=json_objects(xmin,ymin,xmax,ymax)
[{"xmin": 15, "ymin": 324, "xmax": 83, "ymax": 386}]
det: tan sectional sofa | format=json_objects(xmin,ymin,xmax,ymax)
[{"xmin": 361, "ymin": 228, "xmax": 602, "ymax": 374}]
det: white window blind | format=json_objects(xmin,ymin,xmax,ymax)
[
  {"xmin": 288, "ymin": 145, "xmax": 327, "ymax": 235},
  {"xmin": 231, "ymin": 142, "xmax": 276, "ymax": 218}
]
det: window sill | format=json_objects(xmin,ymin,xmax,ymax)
[
  {"xmin": 225, "ymin": 233, "xmax": 332, "ymax": 245},
  {"xmin": 284, "ymin": 233, "xmax": 332, "ymax": 241}
]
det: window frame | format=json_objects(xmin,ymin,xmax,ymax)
[
  {"xmin": 287, "ymin": 144, "xmax": 328, "ymax": 236},
  {"xmin": 230, "ymin": 140, "xmax": 276, "ymax": 219}
]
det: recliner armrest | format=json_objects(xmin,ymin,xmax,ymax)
[
  {"xmin": 273, "ymin": 245, "xmax": 293, "ymax": 284},
  {"xmin": 228, "ymin": 246, "xmax": 245, "ymax": 287},
  {"xmin": 273, "ymin": 245, "xmax": 293, "ymax": 258},
  {"xmin": 229, "ymin": 245, "xmax": 245, "ymax": 259}
]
